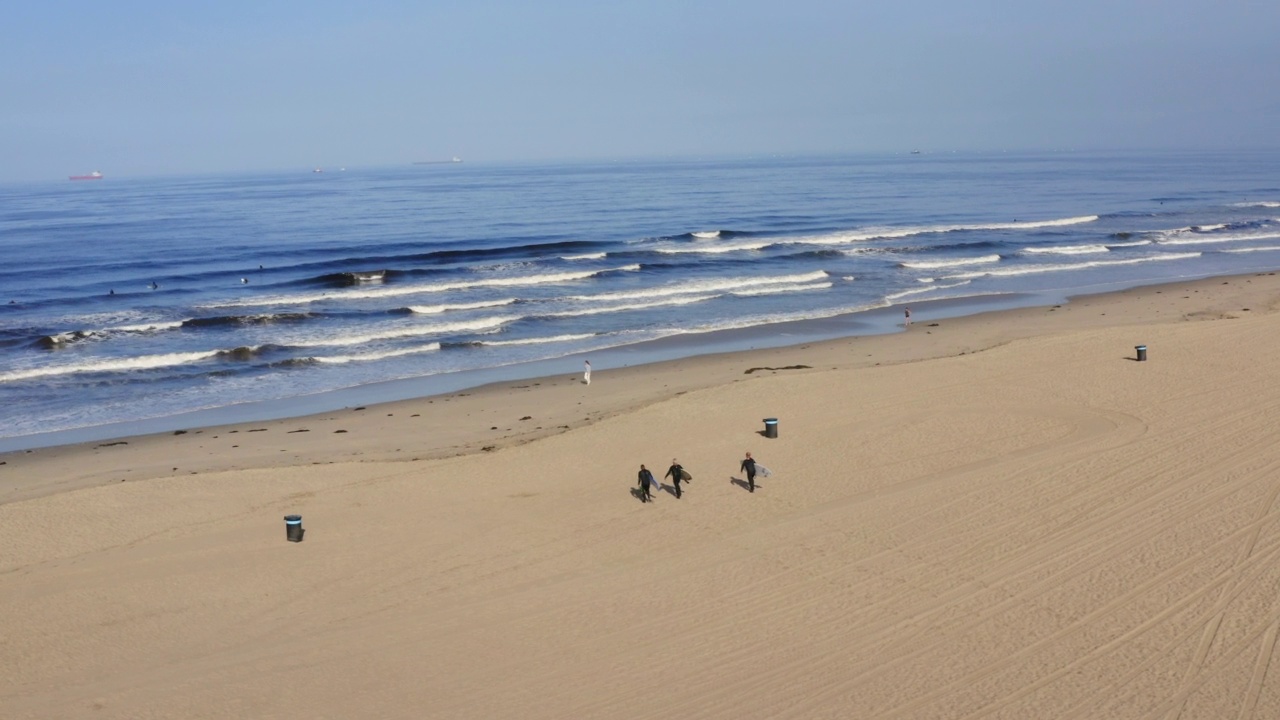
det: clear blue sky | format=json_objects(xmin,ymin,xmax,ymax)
[{"xmin": 2, "ymin": 1, "xmax": 1277, "ymax": 181}]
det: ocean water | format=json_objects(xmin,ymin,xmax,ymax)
[{"xmin": 2, "ymin": 150, "xmax": 1278, "ymax": 446}]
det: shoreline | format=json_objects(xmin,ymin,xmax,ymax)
[
  {"xmin": 3, "ymin": 268, "xmax": 1275, "ymax": 505},
  {"xmin": 0, "ymin": 264, "xmax": 1265, "ymax": 456}
]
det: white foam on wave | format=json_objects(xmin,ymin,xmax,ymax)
[
  {"xmin": 314, "ymin": 343, "xmax": 442, "ymax": 364},
  {"xmin": 655, "ymin": 240, "xmax": 772, "ymax": 254},
  {"xmin": 885, "ymin": 280, "xmax": 973, "ymax": 302},
  {"xmin": 942, "ymin": 252, "xmax": 1201, "ymax": 280},
  {"xmin": 653, "ymin": 218, "xmax": 1092, "ymax": 252},
  {"xmin": 1106, "ymin": 239, "xmax": 1151, "ymax": 248},
  {"xmin": 206, "ymin": 267, "xmax": 630, "ymax": 308},
  {"xmin": 566, "ymin": 271, "xmax": 828, "ymax": 303},
  {"xmin": 1022, "ymin": 244, "xmax": 1110, "ymax": 255},
  {"xmin": 407, "ymin": 298, "xmax": 517, "ymax": 314},
  {"xmin": 481, "ymin": 333, "xmax": 597, "ymax": 347},
  {"xmin": 1222, "ymin": 245, "xmax": 1280, "ymax": 254},
  {"xmin": 900, "ymin": 254, "xmax": 1001, "ymax": 270},
  {"xmin": 561, "ymin": 252, "xmax": 607, "ymax": 261},
  {"xmin": 1158, "ymin": 231, "xmax": 1280, "ymax": 246},
  {"xmin": 778, "ymin": 215, "xmax": 1100, "ymax": 248},
  {"xmin": 730, "ymin": 282, "xmax": 832, "ymax": 297},
  {"xmin": 289, "ymin": 316, "xmax": 517, "ymax": 348},
  {"xmin": 109, "ymin": 320, "xmax": 186, "ymax": 333},
  {"xmin": 44, "ymin": 330, "xmax": 107, "ymax": 345},
  {"xmin": 546, "ymin": 295, "xmax": 716, "ymax": 317},
  {"xmin": 1231, "ymin": 201, "xmax": 1280, "ymax": 208},
  {"xmin": 0, "ymin": 350, "xmax": 222, "ymax": 383},
  {"xmin": 1154, "ymin": 224, "xmax": 1230, "ymax": 240},
  {"xmin": 692, "ymin": 231, "xmax": 721, "ymax": 239}
]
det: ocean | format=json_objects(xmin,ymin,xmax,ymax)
[{"xmin": 2, "ymin": 150, "xmax": 1278, "ymax": 449}]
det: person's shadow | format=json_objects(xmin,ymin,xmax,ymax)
[
  {"xmin": 661, "ymin": 483, "xmax": 682, "ymax": 498},
  {"xmin": 630, "ymin": 487, "xmax": 648, "ymax": 503},
  {"xmin": 729, "ymin": 476, "xmax": 759, "ymax": 492}
]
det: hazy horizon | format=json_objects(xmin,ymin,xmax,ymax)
[{"xmin": 3, "ymin": 1, "xmax": 1278, "ymax": 183}]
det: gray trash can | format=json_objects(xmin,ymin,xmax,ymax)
[
  {"xmin": 763, "ymin": 418, "xmax": 778, "ymax": 439},
  {"xmin": 1135, "ymin": 345, "xmax": 1147, "ymax": 362},
  {"xmin": 285, "ymin": 514, "xmax": 304, "ymax": 542}
]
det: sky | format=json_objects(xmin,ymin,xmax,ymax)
[{"xmin": 2, "ymin": 0, "xmax": 1278, "ymax": 181}]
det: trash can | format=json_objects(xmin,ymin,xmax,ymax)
[
  {"xmin": 763, "ymin": 418, "xmax": 778, "ymax": 439},
  {"xmin": 285, "ymin": 514, "xmax": 304, "ymax": 542},
  {"xmin": 1135, "ymin": 345, "xmax": 1147, "ymax": 362}
]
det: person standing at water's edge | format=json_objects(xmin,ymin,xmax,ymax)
[
  {"xmin": 904, "ymin": 307, "xmax": 912, "ymax": 327},
  {"xmin": 637, "ymin": 464, "xmax": 655, "ymax": 503},
  {"xmin": 740, "ymin": 452, "xmax": 757, "ymax": 493},
  {"xmin": 665, "ymin": 459, "xmax": 686, "ymax": 499},
  {"xmin": 584, "ymin": 360, "xmax": 591, "ymax": 385}
]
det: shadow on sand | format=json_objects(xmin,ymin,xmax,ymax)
[{"xmin": 729, "ymin": 476, "xmax": 759, "ymax": 492}]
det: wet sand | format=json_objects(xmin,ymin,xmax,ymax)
[{"xmin": 3, "ymin": 271, "xmax": 1280, "ymax": 718}]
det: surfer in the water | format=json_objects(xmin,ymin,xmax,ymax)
[
  {"xmin": 740, "ymin": 451, "xmax": 757, "ymax": 493},
  {"xmin": 637, "ymin": 464, "xmax": 655, "ymax": 503},
  {"xmin": 665, "ymin": 458, "xmax": 686, "ymax": 499}
]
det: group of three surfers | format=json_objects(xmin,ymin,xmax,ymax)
[{"xmin": 635, "ymin": 453, "xmax": 761, "ymax": 503}]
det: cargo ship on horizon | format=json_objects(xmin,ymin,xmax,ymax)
[{"xmin": 69, "ymin": 171, "xmax": 103, "ymax": 181}]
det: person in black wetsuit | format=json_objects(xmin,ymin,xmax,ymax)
[
  {"xmin": 665, "ymin": 459, "xmax": 686, "ymax": 499},
  {"xmin": 637, "ymin": 464, "xmax": 655, "ymax": 503},
  {"xmin": 740, "ymin": 452, "xmax": 757, "ymax": 493}
]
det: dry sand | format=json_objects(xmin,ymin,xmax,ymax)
[{"xmin": 4, "ymin": 272, "xmax": 1280, "ymax": 718}]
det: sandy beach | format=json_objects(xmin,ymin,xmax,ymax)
[{"xmin": 5, "ymin": 271, "xmax": 1280, "ymax": 719}]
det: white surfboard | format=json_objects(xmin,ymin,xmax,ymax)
[
  {"xmin": 756, "ymin": 463, "xmax": 773, "ymax": 478},
  {"xmin": 649, "ymin": 475, "xmax": 662, "ymax": 493}
]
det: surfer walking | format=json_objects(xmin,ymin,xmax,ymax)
[
  {"xmin": 665, "ymin": 459, "xmax": 687, "ymax": 499},
  {"xmin": 584, "ymin": 360, "xmax": 591, "ymax": 385},
  {"xmin": 637, "ymin": 464, "xmax": 655, "ymax": 503},
  {"xmin": 904, "ymin": 307, "xmax": 912, "ymax": 327},
  {"xmin": 740, "ymin": 452, "xmax": 758, "ymax": 493}
]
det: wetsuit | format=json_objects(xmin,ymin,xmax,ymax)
[
  {"xmin": 638, "ymin": 468, "xmax": 654, "ymax": 502},
  {"xmin": 741, "ymin": 457, "xmax": 757, "ymax": 493},
  {"xmin": 665, "ymin": 464, "xmax": 685, "ymax": 499}
]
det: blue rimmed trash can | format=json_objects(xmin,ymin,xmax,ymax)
[
  {"xmin": 763, "ymin": 418, "xmax": 778, "ymax": 439},
  {"xmin": 285, "ymin": 514, "xmax": 304, "ymax": 542},
  {"xmin": 1135, "ymin": 345, "xmax": 1147, "ymax": 362}
]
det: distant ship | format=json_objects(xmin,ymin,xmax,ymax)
[
  {"xmin": 313, "ymin": 168, "xmax": 323, "ymax": 173},
  {"xmin": 69, "ymin": 171, "xmax": 103, "ymax": 180},
  {"xmin": 413, "ymin": 157, "xmax": 463, "ymax": 165}
]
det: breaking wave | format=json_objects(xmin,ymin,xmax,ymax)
[
  {"xmin": 206, "ymin": 267, "xmax": 634, "ymax": 308},
  {"xmin": 1158, "ymin": 231, "xmax": 1280, "ymax": 246},
  {"xmin": 442, "ymin": 333, "xmax": 598, "ymax": 349},
  {"xmin": 566, "ymin": 271, "xmax": 828, "ymax": 303},
  {"xmin": 404, "ymin": 299, "xmax": 518, "ymax": 314},
  {"xmin": 1021, "ymin": 244, "xmax": 1110, "ymax": 255},
  {"xmin": 313, "ymin": 343, "xmax": 442, "ymax": 364},
  {"xmin": 286, "ymin": 316, "xmax": 518, "ymax": 348},
  {"xmin": 941, "ymin": 252, "xmax": 1202, "ymax": 280},
  {"xmin": 0, "ymin": 350, "xmax": 226, "ymax": 383},
  {"xmin": 900, "ymin": 254, "xmax": 1001, "ymax": 270}
]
